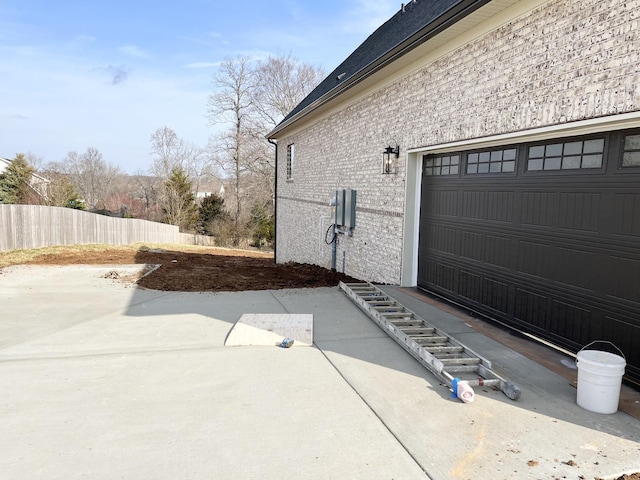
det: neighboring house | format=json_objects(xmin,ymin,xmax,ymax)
[
  {"xmin": 269, "ymin": 0, "xmax": 640, "ymax": 383},
  {"xmin": 194, "ymin": 179, "xmax": 226, "ymax": 203},
  {"xmin": 0, "ymin": 156, "xmax": 50, "ymax": 200}
]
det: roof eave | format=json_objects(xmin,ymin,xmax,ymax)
[{"xmin": 268, "ymin": 0, "xmax": 490, "ymax": 140}]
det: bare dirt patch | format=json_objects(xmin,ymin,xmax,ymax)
[{"xmin": 3, "ymin": 244, "xmax": 358, "ymax": 292}]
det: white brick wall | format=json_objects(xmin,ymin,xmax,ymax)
[{"xmin": 275, "ymin": 0, "xmax": 640, "ymax": 284}]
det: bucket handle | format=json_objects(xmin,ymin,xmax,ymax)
[{"xmin": 579, "ymin": 340, "xmax": 626, "ymax": 361}]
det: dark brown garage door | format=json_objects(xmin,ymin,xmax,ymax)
[{"xmin": 418, "ymin": 129, "xmax": 640, "ymax": 384}]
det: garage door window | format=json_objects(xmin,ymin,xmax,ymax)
[
  {"xmin": 466, "ymin": 148, "xmax": 516, "ymax": 174},
  {"xmin": 623, "ymin": 134, "xmax": 640, "ymax": 167},
  {"xmin": 424, "ymin": 155, "xmax": 460, "ymax": 176},
  {"xmin": 527, "ymin": 138, "xmax": 605, "ymax": 171}
]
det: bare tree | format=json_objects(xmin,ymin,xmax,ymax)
[
  {"xmin": 206, "ymin": 53, "xmax": 324, "ymax": 245},
  {"xmin": 207, "ymin": 55, "xmax": 255, "ymax": 239},
  {"xmin": 248, "ymin": 54, "xmax": 324, "ymax": 211},
  {"xmin": 129, "ymin": 171, "xmax": 162, "ymax": 221},
  {"xmin": 56, "ymin": 148, "xmax": 122, "ymax": 209},
  {"xmin": 252, "ymin": 53, "xmax": 325, "ymax": 131},
  {"xmin": 150, "ymin": 126, "xmax": 183, "ymax": 178},
  {"xmin": 150, "ymin": 126, "xmax": 212, "ymax": 199},
  {"xmin": 24, "ymin": 152, "xmax": 44, "ymax": 171}
]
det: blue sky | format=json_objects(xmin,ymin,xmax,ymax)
[{"xmin": 0, "ymin": 0, "xmax": 398, "ymax": 173}]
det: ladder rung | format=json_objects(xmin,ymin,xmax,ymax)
[
  {"xmin": 365, "ymin": 299, "xmax": 393, "ymax": 304},
  {"xmin": 434, "ymin": 353, "xmax": 469, "ymax": 362},
  {"xmin": 432, "ymin": 352, "xmax": 468, "ymax": 359},
  {"xmin": 413, "ymin": 340, "xmax": 449, "ymax": 347},
  {"xmin": 389, "ymin": 320, "xmax": 421, "ymax": 326},
  {"xmin": 382, "ymin": 312, "xmax": 415, "ymax": 318},
  {"xmin": 444, "ymin": 365, "xmax": 482, "ymax": 373},
  {"xmin": 359, "ymin": 294, "xmax": 388, "ymax": 300},
  {"xmin": 374, "ymin": 306, "xmax": 404, "ymax": 312},
  {"xmin": 425, "ymin": 346, "xmax": 464, "ymax": 354},
  {"xmin": 347, "ymin": 283, "xmax": 378, "ymax": 294},
  {"xmin": 440, "ymin": 357, "xmax": 481, "ymax": 366},
  {"xmin": 401, "ymin": 327, "xmax": 436, "ymax": 335},
  {"xmin": 409, "ymin": 335, "xmax": 448, "ymax": 343}
]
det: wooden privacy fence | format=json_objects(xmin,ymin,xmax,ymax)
[
  {"xmin": 178, "ymin": 233, "xmax": 218, "ymax": 246},
  {"xmin": 0, "ymin": 205, "xmax": 180, "ymax": 251}
]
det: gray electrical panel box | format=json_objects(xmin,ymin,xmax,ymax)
[
  {"xmin": 334, "ymin": 189, "xmax": 356, "ymax": 228},
  {"xmin": 344, "ymin": 189, "xmax": 356, "ymax": 228}
]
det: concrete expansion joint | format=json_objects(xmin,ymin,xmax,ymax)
[
  {"xmin": 315, "ymin": 344, "xmax": 433, "ymax": 478},
  {"xmin": 0, "ymin": 344, "xmax": 222, "ymax": 363}
]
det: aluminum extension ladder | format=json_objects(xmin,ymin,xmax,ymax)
[{"xmin": 339, "ymin": 282, "xmax": 521, "ymax": 401}]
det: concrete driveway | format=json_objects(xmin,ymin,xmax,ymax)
[{"xmin": 1, "ymin": 264, "xmax": 638, "ymax": 479}]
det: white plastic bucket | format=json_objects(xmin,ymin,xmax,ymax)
[{"xmin": 576, "ymin": 341, "xmax": 626, "ymax": 414}]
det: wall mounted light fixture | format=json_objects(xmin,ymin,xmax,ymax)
[{"xmin": 382, "ymin": 145, "xmax": 400, "ymax": 174}]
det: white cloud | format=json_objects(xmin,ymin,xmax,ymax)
[
  {"xmin": 75, "ymin": 34, "xmax": 96, "ymax": 43},
  {"xmin": 239, "ymin": 49, "xmax": 273, "ymax": 62},
  {"xmin": 183, "ymin": 62, "xmax": 220, "ymax": 69},
  {"xmin": 119, "ymin": 44, "xmax": 149, "ymax": 59}
]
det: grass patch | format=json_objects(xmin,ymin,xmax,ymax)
[
  {"xmin": 0, "ymin": 244, "xmax": 134, "ymax": 268},
  {"xmin": 0, "ymin": 243, "xmax": 272, "ymax": 268}
]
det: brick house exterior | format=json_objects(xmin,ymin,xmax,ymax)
[
  {"xmin": 269, "ymin": 0, "xmax": 640, "ymax": 382},
  {"xmin": 270, "ymin": 0, "xmax": 640, "ymax": 284}
]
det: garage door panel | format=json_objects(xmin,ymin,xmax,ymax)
[
  {"xmin": 557, "ymin": 192, "xmax": 601, "ymax": 231},
  {"xmin": 487, "ymin": 191, "xmax": 514, "ymax": 222},
  {"xmin": 605, "ymin": 315, "xmax": 640, "ymax": 381},
  {"xmin": 517, "ymin": 240, "xmax": 552, "ymax": 277},
  {"xmin": 459, "ymin": 269, "xmax": 481, "ymax": 303},
  {"xmin": 482, "ymin": 277, "xmax": 510, "ymax": 314},
  {"xmin": 514, "ymin": 288, "xmax": 549, "ymax": 330},
  {"xmin": 522, "ymin": 192, "xmax": 556, "ymax": 226},
  {"xmin": 459, "ymin": 231, "xmax": 483, "ymax": 261},
  {"xmin": 423, "ymin": 258, "xmax": 456, "ymax": 293},
  {"xmin": 428, "ymin": 225, "xmax": 457, "ymax": 254},
  {"xmin": 613, "ymin": 193, "xmax": 640, "ymax": 236},
  {"xmin": 550, "ymin": 299, "xmax": 592, "ymax": 344},
  {"xmin": 485, "ymin": 235, "xmax": 512, "ymax": 268},
  {"xmin": 555, "ymin": 247, "xmax": 597, "ymax": 290},
  {"xmin": 606, "ymin": 256, "xmax": 640, "ymax": 303},
  {"xmin": 423, "ymin": 189, "xmax": 458, "ymax": 216}
]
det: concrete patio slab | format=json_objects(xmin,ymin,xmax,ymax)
[{"xmin": 0, "ymin": 264, "xmax": 638, "ymax": 480}]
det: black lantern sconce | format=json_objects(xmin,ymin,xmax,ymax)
[{"xmin": 382, "ymin": 145, "xmax": 400, "ymax": 174}]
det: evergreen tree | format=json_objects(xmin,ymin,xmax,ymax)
[
  {"xmin": 59, "ymin": 178, "xmax": 86, "ymax": 210},
  {"xmin": 0, "ymin": 154, "xmax": 35, "ymax": 204},
  {"xmin": 162, "ymin": 166, "xmax": 198, "ymax": 231},
  {"xmin": 197, "ymin": 193, "xmax": 228, "ymax": 235},
  {"xmin": 44, "ymin": 174, "xmax": 86, "ymax": 210}
]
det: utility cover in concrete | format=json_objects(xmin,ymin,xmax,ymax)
[{"xmin": 225, "ymin": 313, "xmax": 313, "ymax": 346}]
